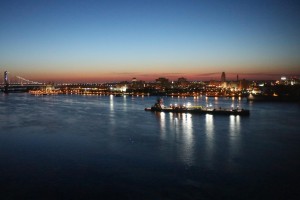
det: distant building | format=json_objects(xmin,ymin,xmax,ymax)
[
  {"xmin": 239, "ymin": 79, "xmax": 250, "ymax": 90},
  {"xmin": 130, "ymin": 77, "xmax": 145, "ymax": 89},
  {"xmin": 280, "ymin": 76, "xmax": 288, "ymax": 85},
  {"xmin": 278, "ymin": 76, "xmax": 300, "ymax": 85},
  {"xmin": 177, "ymin": 77, "xmax": 189, "ymax": 88},
  {"xmin": 209, "ymin": 80, "xmax": 221, "ymax": 87},
  {"xmin": 221, "ymin": 81, "xmax": 227, "ymax": 88},
  {"xmin": 156, "ymin": 77, "xmax": 169, "ymax": 84},
  {"xmin": 221, "ymin": 72, "xmax": 226, "ymax": 82},
  {"xmin": 227, "ymin": 81, "xmax": 238, "ymax": 90},
  {"xmin": 155, "ymin": 77, "xmax": 170, "ymax": 89}
]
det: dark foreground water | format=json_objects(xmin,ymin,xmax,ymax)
[{"xmin": 0, "ymin": 93, "xmax": 300, "ymax": 199}]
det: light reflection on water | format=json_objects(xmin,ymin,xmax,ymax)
[
  {"xmin": 229, "ymin": 115, "xmax": 241, "ymax": 135},
  {"xmin": 159, "ymin": 112, "xmax": 166, "ymax": 139},
  {"xmin": 229, "ymin": 115, "xmax": 241, "ymax": 164},
  {"xmin": 172, "ymin": 113, "xmax": 194, "ymax": 166},
  {"xmin": 109, "ymin": 94, "xmax": 114, "ymax": 111},
  {"xmin": 157, "ymin": 112, "xmax": 195, "ymax": 166},
  {"xmin": 205, "ymin": 114, "xmax": 215, "ymax": 168}
]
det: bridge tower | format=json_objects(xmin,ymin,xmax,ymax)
[{"xmin": 4, "ymin": 71, "xmax": 9, "ymax": 93}]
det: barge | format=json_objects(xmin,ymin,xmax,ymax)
[{"xmin": 145, "ymin": 99, "xmax": 250, "ymax": 116}]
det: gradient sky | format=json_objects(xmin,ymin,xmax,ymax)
[{"xmin": 1, "ymin": 0, "xmax": 300, "ymax": 82}]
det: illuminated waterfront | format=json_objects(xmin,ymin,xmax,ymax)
[{"xmin": 0, "ymin": 94, "xmax": 299, "ymax": 199}]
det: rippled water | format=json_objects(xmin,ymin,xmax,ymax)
[{"xmin": 0, "ymin": 93, "xmax": 300, "ymax": 199}]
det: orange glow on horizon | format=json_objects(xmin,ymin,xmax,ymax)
[
  {"xmin": 7, "ymin": 65, "xmax": 300, "ymax": 83},
  {"xmin": 18, "ymin": 72, "xmax": 299, "ymax": 83}
]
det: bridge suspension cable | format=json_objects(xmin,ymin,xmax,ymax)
[{"xmin": 16, "ymin": 76, "xmax": 42, "ymax": 84}]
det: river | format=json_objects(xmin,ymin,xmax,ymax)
[{"xmin": 0, "ymin": 93, "xmax": 299, "ymax": 199}]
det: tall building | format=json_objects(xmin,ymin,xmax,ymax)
[{"xmin": 221, "ymin": 72, "xmax": 226, "ymax": 82}]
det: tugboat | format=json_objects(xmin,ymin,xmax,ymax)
[{"xmin": 145, "ymin": 98, "xmax": 250, "ymax": 116}]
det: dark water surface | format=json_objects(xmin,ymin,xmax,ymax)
[{"xmin": 1, "ymin": 94, "xmax": 300, "ymax": 199}]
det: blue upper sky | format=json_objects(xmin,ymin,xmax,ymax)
[{"xmin": 0, "ymin": 0, "xmax": 300, "ymax": 82}]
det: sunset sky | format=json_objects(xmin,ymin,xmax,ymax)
[{"xmin": 1, "ymin": 0, "xmax": 300, "ymax": 82}]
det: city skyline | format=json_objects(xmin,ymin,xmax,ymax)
[{"xmin": 1, "ymin": 0, "xmax": 300, "ymax": 82}]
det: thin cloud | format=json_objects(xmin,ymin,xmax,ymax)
[
  {"xmin": 140, "ymin": 72, "xmax": 185, "ymax": 77},
  {"xmin": 109, "ymin": 72, "xmax": 138, "ymax": 75},
  {"xmin": 195, "ymin": 73, "xmax": 221, "ymax": 77}
]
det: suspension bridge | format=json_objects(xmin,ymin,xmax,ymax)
[{"xmin": 1, "ymin": 71, "xmax": 45, "ymax": 93}]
